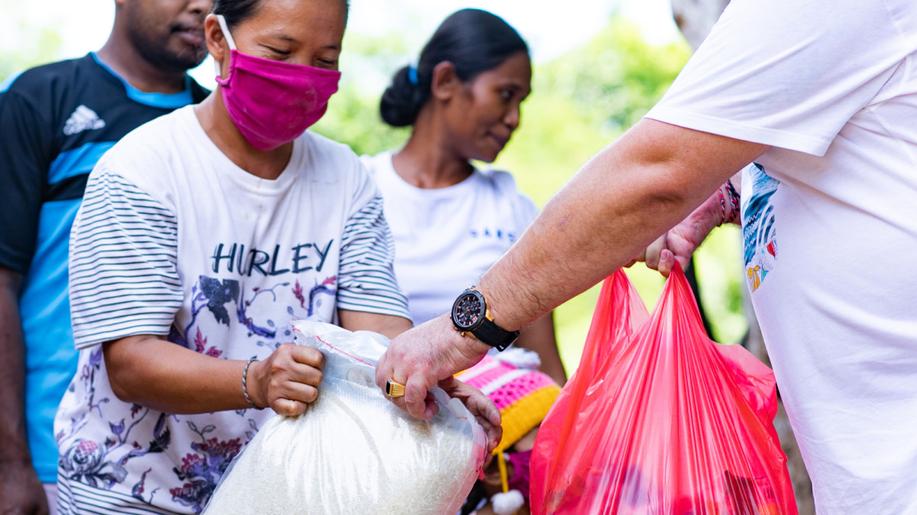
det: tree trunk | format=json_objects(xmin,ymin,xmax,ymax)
[
  {"xmin": 670, "ymin": 0, "xmax": 730, "ymax": 48},
  {"xmin": 670, "ymin": 2, "xmax": 816, "ymax": 513}
]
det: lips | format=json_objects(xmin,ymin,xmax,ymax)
[
  {"xmin": 172, "ymin": 24, "xmax": 205, "ymax": 47},
  {"xmin": 488, "ymin": 132, "xmax": 510, "ymax": 148}
]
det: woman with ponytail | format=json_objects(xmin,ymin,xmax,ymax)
[{"xmin": 363, "ymin": 9, "xmax": 565, "ymax": 514}]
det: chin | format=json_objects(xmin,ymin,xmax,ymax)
[
  {"xmin": 474, "ymin": 149, "xmax": 502, "ymax": 164},
  {"xmin": 171, "ymin": 49, "xmax": 208, "ymax": 71}
]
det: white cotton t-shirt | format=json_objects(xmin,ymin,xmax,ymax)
[
  {"xmin": 55, "ymin": 106, "xmax": 408, "ymax": 513},
  {"xmin": 647, "ymin": 1, "xmax": 917, "ymax": 513},
  {"xmin": 362, "ymin": 152, "xmax": 538, "ymax": 325}
]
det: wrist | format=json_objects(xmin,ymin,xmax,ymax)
[
  {"xmin": 716, "ymin": 180, "xmax": 741, "ymax": 225},
  {"xmin": 475, "ymin": 283, "xmax": 523, "ymax": 333},
  {"xmin": 244, "ymin": 359, "xmax": 267, "ymax": 409},
  {"xmin": 441, "ymin": 315, "xmax": 491, "ymax": 364}
]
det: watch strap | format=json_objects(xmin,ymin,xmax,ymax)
[{"xmin": 472, "ymin": 316, "xmax": 519, "ymax": 351}]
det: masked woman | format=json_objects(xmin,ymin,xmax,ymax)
[{"xmin": 53, "ymin": 1, "xmax": 422, "ymax": 512}]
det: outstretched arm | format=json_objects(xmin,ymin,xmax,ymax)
[{"xmin": 377, "ymin": 120, "xmax": 765, "ymax": 419}]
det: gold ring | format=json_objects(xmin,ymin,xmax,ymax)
[{"xmin": 385, "ymin": 379, "xmax": 406, "ymax": 398}]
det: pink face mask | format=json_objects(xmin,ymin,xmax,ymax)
[{"xmin": 215, "ymin": 15, "xmax": 341, "ymax": 151}]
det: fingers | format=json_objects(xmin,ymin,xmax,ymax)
[
  {"xmin": 673, "ymin": 252, "xmax": 692, "ymax": 272},
  {"xmin": 438, "ymin": 378, "xmax": 503, "ymax": 451},
  {"xmin": 272, "ymin": 398, "xmax": 308, "ymax": 417},
  {"xmin": 404, "ymin": 374, "xmax": 434, "ymax": 420},
  {"xmin": 287, "ymin": 361, "xmax": 323, "ymax": 386},
  {"xmin": 279, "ymin": 381, "xmax": 319, "ymax": 404},
  {"xmin": 658, "ymin": 248, "xmax": 675, "ymax": 277},
  {"xmin": 644, "ymin": 234, "xmax": 667, "ymax": 271},
  {"xmin": 289, "ymin": 344, "xmax": 325, "ymax": 368},
  {"xmin": 451, "ymin": 379, "xmax": 500, "ymax": 428},
  {"xmin": 467, "ymin": 393, "xmax": 502, "ymax": 452},
  {"xmin": 477, "ymin": 395, "xmax": 501, "ymax": 429},
  {"xmin": 262, "ymin": 344, "xmax": 324, "ymax": 415},
  {"xmin": 375, "ymin": 347, "xmax": 396, "ymax": 390},
  {"xmin": 485, "ymin": 423, "xmax": 503, "ymax": 455}
]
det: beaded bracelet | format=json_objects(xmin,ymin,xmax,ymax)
[
  {"xmin": 717, "ymin": 180, "xmax": 742, "ymax": 224},
  {"xmin": 725, "ymin": 180, "xmax": 741, "ymax": 222},
  {"xmin": 242, "ymin": 357, "xmax": 260, "ymax": 409}
]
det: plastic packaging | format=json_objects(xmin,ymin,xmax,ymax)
[
  {"xmin": 530, "ymin": 266, "xmax": 797, "ymax": 514},
  {"xmin": 205, "ymin": 321, "xmax": 487, "ymax": 515}
]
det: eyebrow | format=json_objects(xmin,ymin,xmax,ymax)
[
  {"xmin": 265, "ymin": 32, "xmax": 296, "ymax": 43},
  {"xmin": 264, "ymin": 32, "xmax": 341, "ymax": 50}
]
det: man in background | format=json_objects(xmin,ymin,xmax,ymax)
[{"xmin": 0, "ymin": 1, "xmax": 211, "ymax": 512}]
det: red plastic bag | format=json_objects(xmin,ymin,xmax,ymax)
[{"xmin": 530, "ymin": 266, "xmax": 797, "ymax": 514}]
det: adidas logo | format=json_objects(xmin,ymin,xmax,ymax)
[{"xmin": 63, "ymin": 105, "xmax": 106, "ymax": 136}]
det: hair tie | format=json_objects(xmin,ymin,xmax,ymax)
[{"xmin": 407, "ymin": 66, "xmax": 419, "ymax": 86}]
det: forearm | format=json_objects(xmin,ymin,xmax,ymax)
[
  {"xmin": 104, "ymin": 336, "xmax": 251, "ymax": 414},
  {"xmin": 516, "ymin": 313, "xmax": 566, "ymax": 385},
  {"xmin": 480, "ymin": 120, "xmax": 764, "ymax": 329},
  {"xmin": 0, "ymin": 269, "xmax": 29, "ymax": 463},
  {"xmin": 338, "ymin": 309, "xmax": 412, "ymax": 339}
]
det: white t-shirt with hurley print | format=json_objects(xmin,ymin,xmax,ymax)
[{"xmin": 55, "ymin": 106, "xmax": 409, "ymax": 514}]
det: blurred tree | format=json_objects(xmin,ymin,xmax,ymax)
[
  {"xmin": 536, "ymin": 20, "xmax": 690, "ymax": 133},
  {"xmin": 313, "ymin": 32, "xmax": 412, "ymax": 155},
  {"xmin": 0, "ymin": 7, "xmax": 62, "ymax": 85},
  {"xmin": 670, "ymin": 0, "xmax": 730, "ymax": 49}
]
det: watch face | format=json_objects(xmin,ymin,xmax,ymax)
[{"xmin": 452, "ymin": 290, "xmax": 485, "ymax": 330}]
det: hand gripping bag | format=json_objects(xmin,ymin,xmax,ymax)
[
  {"xmin": 530, "ymin": 266, "xmax": 796, "ymax": 514},
  {"xmin": 205, "ymin": 321, "xmax": 487, "ymax": 515}
]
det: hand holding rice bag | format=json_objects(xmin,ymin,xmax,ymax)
[{"xmin": 205, "ymin": 321, "xmax": 487, "ymax": 515}]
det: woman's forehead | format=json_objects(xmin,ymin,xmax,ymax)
[{"xmin": 235, "ymin": 0, "xmax": 347, "ymax": 42}]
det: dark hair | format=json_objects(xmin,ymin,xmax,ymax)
[
  {"xmin": 380, "ymin": 8, "xmax": 529, "ymax": 127},
  {"xmin": 213, "ymin": 0, "xmax": 349, "ymax": 28},
  {"xmin": 212, "ymin": 0, "xmax": 262, "ymax": 28}
]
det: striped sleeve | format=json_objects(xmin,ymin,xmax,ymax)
[
  {"xmin": 336, "ymin": 194, "xmax": 410, "ymax": 319},
  {"xmin": 68, "ymin": 168, "xmax": 182, "ymax": 349}
]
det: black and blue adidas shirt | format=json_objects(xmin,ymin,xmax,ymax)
[{"xmin": 0, "ymin": 52, "xmax": 207, "ymax": 483}]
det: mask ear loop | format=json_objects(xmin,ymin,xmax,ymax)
[
  {"xmin": 214, "ymin": 14, "xmax": 237, "ymax": 80},
  {"xmin": 216, "ymin": 14, "xmax": 238, "ymax": 50}
]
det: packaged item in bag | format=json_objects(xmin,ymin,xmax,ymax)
[
  {"xmin": 530, "ymin": 266, "xmax": 796, "ymax": 514},
  {"xmin": 205, "ymin": 321, "xmax": 486, "ymax": 515}
]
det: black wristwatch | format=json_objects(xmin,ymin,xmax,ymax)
[{"xmin": 450, "ymin": 287, "xmax": 519, "ymax": 351}]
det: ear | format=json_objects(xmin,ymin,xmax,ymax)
[
  {"xmin": 204, "ymin": 14, "xmax": 229, "ymax": 77},
  {"xmin": 430, "ymin": 61, "xmax": 462, "ymax": 102}
]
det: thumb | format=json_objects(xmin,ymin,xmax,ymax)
[{"xmin": 658, "ymin": 248, "xmax": 676, "ymax": 277}]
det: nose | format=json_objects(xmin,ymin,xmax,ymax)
[
  {"xmin": 188, "ymin": 0, "xmax": 212, "ymax": 17},
  {"xmin": 503, "ymin": 104, "xmax": 521, "ymax": 131}
]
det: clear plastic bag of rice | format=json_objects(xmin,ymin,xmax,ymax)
[{"xmin": 204, "ymin": 321, "xmax": 487, "ymax": 515}]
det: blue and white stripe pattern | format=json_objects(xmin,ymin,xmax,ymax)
[
  {"xmin": 337, "ymin": 195, "xmax": 410, "ymax": 319},
  {"xmin": 69, "ymin": 169, "xmax": 182, "ymax": 350},
  {"xmin": 57, "ymin": 471, "xmax": 175, "ymax": 515}
]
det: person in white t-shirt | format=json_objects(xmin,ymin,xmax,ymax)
[
  {"xmin": 376, "ymin": 1, "xmax": 917, "ymax": 513},
  {"xmin": 365, "ymin": 11, "xmax": 564, "ymax": 513},
  {"xmin": 53, "ymin": 1, "xmax": 499, "ymax": 513},
  {"xmin": 363, "ymin": 9, "xmax": 566, "ymax": 387}
]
